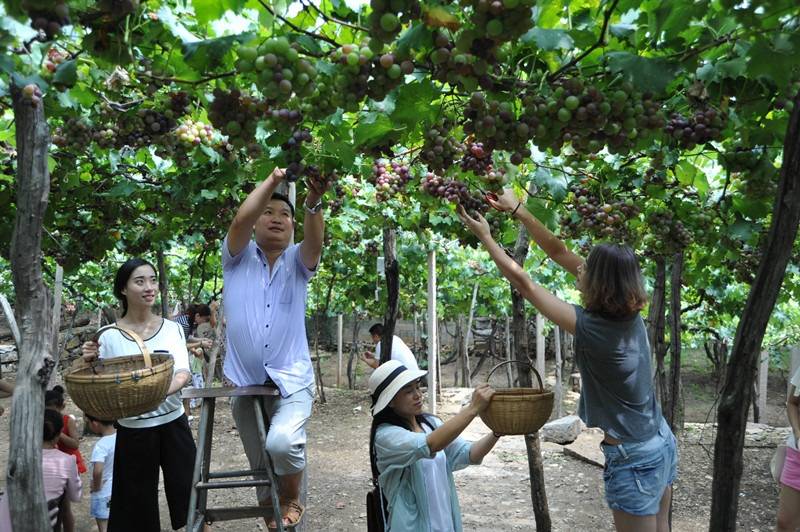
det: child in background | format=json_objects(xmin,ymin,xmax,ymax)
[
  {"xmin": 87, "ymin": 414, "xmax": 116, "ymax": 532},
  {"xmin": 45, "ymin": 385, "xmax": 85, "ymax": 532},
  {"xmin": 45, "ymin": 385, "xmax": 87, "ymax": 474}
]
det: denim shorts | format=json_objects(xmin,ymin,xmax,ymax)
[
  {"xmin": 90, "ymin": 493, "xmax": 111, "ymax": 520},
  {"xmin": 600, "ymin": 417, "xmax": 678, "ymax": 516}
]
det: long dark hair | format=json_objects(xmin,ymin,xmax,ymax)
[
  {"xmin": 113, "ymin": 258, "xmax": 157, "ymax": 317},
  {"xmin": 43, "ymin": 408, "xmax": 63, "ymax": 442},
  {"xmin": 580, "ymin": 243, "xmax": 648, "ymax": 319},
  {"xmin": 369, "ymin": 407, "xmax": 434, "ymax": 485}
]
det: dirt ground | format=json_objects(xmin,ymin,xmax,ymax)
[{"xmin": 0, "ymin": 351, "xmax": 791, "ymax": 532}]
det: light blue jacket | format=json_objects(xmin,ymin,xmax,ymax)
[{"xmin": 374, "ymin": 417, "xmax": 479, "ymax": 532}]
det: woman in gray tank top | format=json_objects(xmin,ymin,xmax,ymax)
[{"xmin": 458, "ymin": 189, "xmax": 678, "ymax": 532}]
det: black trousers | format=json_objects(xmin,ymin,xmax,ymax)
[{"xmin": 108, "ymin": 414, "xmax": 196, "ymax": 532}]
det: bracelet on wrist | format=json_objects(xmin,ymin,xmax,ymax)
[{"xmin": 511, "ymin": 202, "xmax": 522, "ymax": 216}]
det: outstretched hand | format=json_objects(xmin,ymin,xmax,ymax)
[
  {"xmin": 456, "ymin": 205, "xmax": 492, "ymax": 241},
  {"xmin": 305, "ymin": 172, "xmax": 333, "ymax": 203},
  {"xmin": 485, "ymin": 188, "xmax": 521, "ymax": 213}
]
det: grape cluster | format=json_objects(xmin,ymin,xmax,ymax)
[
  {"xmin": 268, "ymin": 108, "xmax": 304, "ymax": 128},
  {"xmin": 175, "ymin": 119, "xmax": 215, "ymax": 147},
  {"xmin": 521, "ymin": 79, "xmax": 665, "ymax": 155},
  {"xmin": 20, "ymin": 83, "xmax": 44, "ymax": 108},
  {"xmin": 282, "ymin": 129, "xmax": 314, "ymax": 182},
  {"xmin": 368, "ymin": 0, "xmax": 421, "ymax": 45},
  {"xmin": 328, "ymin": 183, "xmax": 345, "ymax": 215},
  {"xmin": 236, "ymin": 38, "xmax": 317, "ymax": 102},
  {"xmin": 459, "ymin": 140, "xmax": 510, "ymax": 189},
  {"xmin": 365, "ymin": 241, "xmax": 380, "ymax": 256},
  {"xmin": 373, "ymin": 160, "xmax": 411, "ymax": 201},
  {"xmin": 28, "ymin": 0, "xmax": 70, "ymax": 39},
  {"xmin": 730, "ymin": 244, "xmax": 762, "ymax": 284},
  {"xmin": 720, "ymin": 146, "xmax": 763, "ymax": 173},
  {"xmin": 560, "ymin": 184, "xmax": 640, "ymax": 242},
  {"xmin": 428, "ymin": 31, "xmax": 493, "ymax": 93},
  {"xmin": 140, "ymin": 109, "xmax": 173, "ymax": 135},
  {"xmin": 665, "ymin": 108, "xmax": 726, "ymax": 149},
  {"xmin": 465, "ymin": 0, "xmax": 536, "ymax": 43},
  {"xmin": 53, "ymin": 117, "xmax": 93, "ymax": 150},
  {"xmin": 208, "ymin": 89, "xmax": 267, "ymax": 147},
  {"xmin": 369, "ymin": 51, "xmax": 413, "ymax": 100},
  {"xmin": 643, "ymin": 207, "xmax": 693, "ymax": 254},
  {"xmin": 420, "ymin": 119, "xmax": 464, "ymax": 173},
  {"xmin": 43, "ymin": 48, "xmax": 68, "ymax": 73},
  {"xmin": 464, "ymin": 92, "xmax": 531, "ymax": 162},
  {"xmin": 169, "ymin": 91, "xmax": 192, "ymax": 116}
]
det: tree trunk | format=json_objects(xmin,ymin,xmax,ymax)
[
  {"xmin": 380, "ymin": 226, "xmax": 399, "ymax": 364},
  {"xmin": 47, "ymin": 265, "xmax": 64, "ymax": 389},
  {"xmin": 347, "ymin": 315, "xmax": 361, "ymax": 390},
  {"xmin": 510, "ymin": 224, "xmax": 551, "ymax": 532},
  {"xmin": 648, "ymin": 256, "xmax": 669, "ymax": 407},
  {"xmin": 711, "ymin": 90, "xmax": 800, "ymax": 531},
  {"xmin": 204, "ymin": 303, "xmax": 225, "ymax": 385},
  {"xmin": 157, "ymin": 248, "xmax": 169, "ymax": 317},
  {"xmin": 665, "ymin": 251, "xmax": 684, "ymax": 433},
  {"xmin": 8, "ymin": 85, "xmax": 53, "ymax": 531}
]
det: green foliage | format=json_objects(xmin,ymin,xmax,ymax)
[{"xmin": 0, "ymin": 0, "xmax": 798, "ymax": 346}]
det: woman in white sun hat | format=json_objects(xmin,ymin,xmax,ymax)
[{"xmin": 368, "ymin": 360, "xmax": 500, "ymax": 531}]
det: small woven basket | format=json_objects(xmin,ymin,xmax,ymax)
[
  {"xmin": 64, "ymin": 325, "xmax": 174, "ymax": 420},
  {"xmin": 479, "ymin": 360, "xmax": 554, "ymax": 436}
]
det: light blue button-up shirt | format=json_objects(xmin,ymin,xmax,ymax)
[
  {"xmin": 222, "ymin": 238, "xmax": 315, "ymax": 397},
  {"xmin": 375, "ymin": 417, "xmax": 478, "ymax": 532}
]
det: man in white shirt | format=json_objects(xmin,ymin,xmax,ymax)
[{"xmin": 361, "ymin": 323, "xmax": 419, "ymax": 370}]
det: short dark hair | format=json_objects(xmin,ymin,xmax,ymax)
[
  {"xmin": 268, "ymin": 193, "xmax": 295, "ymax": 218},
  {"xmin": 580, "ymin": 243, "xmax": 648, "ymax": 319},
  {"xmin": 45, "ymin": 385, "xmax": 65, "ymax": 409},
  {"xmin": 43, "ymin": 408, "xmax": 63, "ymax": 442},
  {"xmin": 114, "ymin": 258, "xmax": 158, "ymax": 317},
  {"xmin": 86, "ymin": 413, "xmax": 115, "ymax": 426},
  {"xmin": 369, "ymin": 323, "xmax": 384, "ymax": 336}
]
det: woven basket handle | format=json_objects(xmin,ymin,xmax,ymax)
[
  {"xmin": 95, "ymin": 324, "xmax": 152, "ymax": 368},
  {"xmin": 486, "ymin": 360, "xmax": 544, "ymax": 391}
]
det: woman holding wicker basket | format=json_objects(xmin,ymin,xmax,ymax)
[
  {"xmin": 458, "ymin": 190, "xmax": 678, "ymax": 532},
  {"xmin": 81, "ymin": 258, "xmax": 196, "ymax": 532}
]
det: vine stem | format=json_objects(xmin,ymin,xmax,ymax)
[
  {"xmin": 299, "ymin": 0, "xmax": 368, "ymax": 33},
  {"xmin": 548, "ymin": 0, "xmax": 620, "ymax": 81},
  {"xmin": 258, "ymin": 0, "xmax": 340, "ymax": 47}
]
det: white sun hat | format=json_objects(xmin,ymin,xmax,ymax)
[{"xmin": 368, "ymin": 359, "xmax": 427, "ymax": 416}]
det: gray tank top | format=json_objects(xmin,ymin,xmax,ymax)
[{"xmin": 573, "ymin": 305, "xmax": 661, "ymax": 442}]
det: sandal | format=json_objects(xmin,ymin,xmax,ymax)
[{"xmin": 267, "ymin": 500, "xmax": 304, "ymax": 530}]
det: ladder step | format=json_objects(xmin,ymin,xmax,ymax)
[
  {"xmin": 205, "ymin": 506, "xmax": 298, "ymax": 529},
  {"xmin": 196, "ymin": 479, "xmax": 273, "ymax": 490},
  {"xmin": 208, "ymin": 469, "xmax": 269, "ymax": 479}
]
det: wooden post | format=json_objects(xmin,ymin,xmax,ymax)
[
  {"xmin": 0, "ymin": 294, "xmax": 21, "ymax": 347},
  {"xmin": 505, "ymin": 316, "xmax": 513, "ymax": 386},
  {"xmin": 336, "ymin": 314, "xmax": 343, "ymax": 387},
  {"xmin": 757, "ymin": 351, "xmax": 769, "ymax": 422},
  {"xmin": 536, "ymin": 313, "xmax": 545, "ymax": 378},
  {"xmin": 204, "ymin": 303, "xmax": 225, "ymax": 386},
  {"xmin": 427, "ymin": 250, "xmax": 438, "ymax": 416},
  {"xmin": 8, "ymin": 84, "xmax": 53, "ymax": 531},
  {"xmin": 790, "ymin": 346, "xmax": 800, "ymax": 396},
  {"xmin": 462, "ymin": 281, "xmax": 478, "ymax": 388},
  {"xmin": 554, "ymin": 326, "xmax": 563, "ymax": 419}
]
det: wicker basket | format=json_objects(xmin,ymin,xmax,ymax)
[
  {"xmin": 64, "ymin": 325, "xmax": 174, "ymax": 420},
  {"xmin": 479, "ymin": 360, "xmax": 554, "ymax": 436}
]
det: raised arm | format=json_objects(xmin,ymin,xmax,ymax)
[
  {"xmin": 457, "ymin": 206, "xmax": 577, "ymax": 334},
  {"xmin": 426, "ymin": 384, "xmax": 494, "ymax": 453},
  {"xmin": 488, "ymin": 189, "xmax": 584, "ymax": 277},
  {"xmin": 298, "ymin": 173, "xmax": 331, "ymax": 271},
  {"xmin": 227, "ymin": 167, "xmax": 286, "ymax": 257}
]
